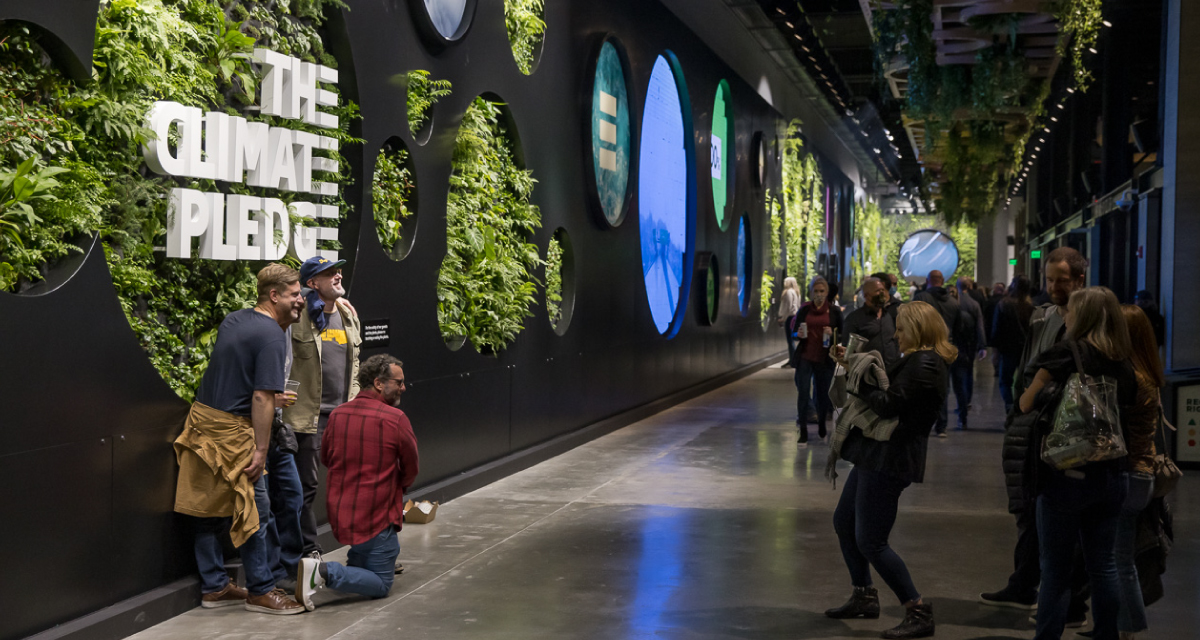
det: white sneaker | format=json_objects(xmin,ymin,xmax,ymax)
[{"xmin": 296, "ymin": 557, "xmax": 325, "ymax": 611}]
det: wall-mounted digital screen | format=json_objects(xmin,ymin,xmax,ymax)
[
  {"xmin": 710, "ymin": 80, "xmax": 733, "ymax": 229},
  {"xmin": 639, "ymin": 54, "xmax": 690, "ymax": 335},
  {"xmin": 898, "ymin": 229, "xmax": 960, "ymax": 281},
  {"xmin": 737, "ymin": 216, "xmax": 749, "ymax": 315},
  {"xmin": 591, "ymin": 40, "xmax": 631, "ymax": 226},
  {"xmin": 424, "ymin": 0, "xmax": 469, "ymax": 39}
]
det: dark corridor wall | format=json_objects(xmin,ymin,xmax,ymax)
[{"xmin": 0, "ymin": 1, "xmax": 849, "ymax": 637}]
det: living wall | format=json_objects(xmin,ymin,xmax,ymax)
[
  {"xmin": 545, "ymin": 234, "xmax": 562, "ymax": 328},
  {"xmin": 851, "ymin": 199, "xmax": 884, "ymax": 286},
  {"xmin": 405, "ymin": 69, "xmax": 451, "ymax": 135},
  {"xmin": 504, "ymin": 0, "xmax": 546, "ymax": 75},
  {"xmin": 759, "ymin": 271, "xmax": 774, "ymax": 323},
  {"xmin": 780, "ymin": 120, "xmax": 824, "ymax": 286},
  {"xmin": 372, "ymin": 146, "xmax": 414, "ymax": 259},
  {"xmin": 0, "ymin": 0, "xmax": 357, "ymax": 400},
  {"xmin": 438, "ymin": 96, "xmax": 542, "ymax": 354}
]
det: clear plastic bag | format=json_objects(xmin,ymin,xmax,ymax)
[{"xmin": 1041, "ymin": 371, "xmax": 1126, "ymax": 470}]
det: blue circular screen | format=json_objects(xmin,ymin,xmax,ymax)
[
  {"xmin": 898, "ymin": 229, "xmax": 960, "ymax": 281},
  {"xmin": 424, "ymin": 0, "xmax": 469, "ymax": 40},
  {"xmin": 639, "ymin": 54, "xmax": 691, "ymax": 335},
  {"xmin": 737, "ymin": 216, "xmax": 749, "ymax": 314}
]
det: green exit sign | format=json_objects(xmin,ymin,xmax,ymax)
[
  {"xmin": 1009, "ymin": 258, "xmax": 1018, "ymax": 265},
  {"xmin": 1031, "ymin": 250, "xmax": 1043, "ymax": 259}
]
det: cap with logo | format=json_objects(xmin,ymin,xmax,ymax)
[{"xmin": 299, "ymin": 256, "xmax": 347, "ymax": 286}]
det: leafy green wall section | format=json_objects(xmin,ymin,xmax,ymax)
[
  {"xmin": 0, "ymin": 0, "xmax": 357, "ymax": 400},
  {"xmin": 780, "ymin": 121, "xmax": 824, "ymax": 285},
  {"xmin": 504, "ymin": 0, "xmax": 546, "ymax": 75},
  {"xmin": 851, "ymin": 199, "xmax": 884, "ymax": 286},
  {"xmin": 545, "ymin": 234, "xmax": 562, "ymax": 328},
  {"xmin": 405, "ymin": 69, "xmax": 451, "ymax": 134},
  {"xmin": 438, "ymin": 96, "xmax": 543, "ymax": 354},
  {"xmin": 372, "ymin": 146, "xmax": 414, "ymax": 259}
]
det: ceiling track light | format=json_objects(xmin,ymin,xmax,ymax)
[
  {"xmin": 1103, "ymin": 20, "xmax": 1113, "ymax": 27},
  {"xmin": 1067, "ymin": 87, "xmax": 1075, "ymax": 94},
  {"xmin": 1089, "ymin": 47, "xmax": 1098, "ymax": 54}
]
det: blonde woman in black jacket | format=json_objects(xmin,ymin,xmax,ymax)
[{"xmin": 825, "ymin": 301, "xmax": 956, "ymax": 639}]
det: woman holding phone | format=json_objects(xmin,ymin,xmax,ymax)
[
  {"xmin": 824, "ymin": 301, "xmax": 954, "ymax": 639},
  {"xmin": 789, "ymin": 276, "xmax": 843, "ymax": 446}
]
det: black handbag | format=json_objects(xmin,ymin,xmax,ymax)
[{"xmin": 271, "ymin": 414, "xmax": 299, "ymax": 455}]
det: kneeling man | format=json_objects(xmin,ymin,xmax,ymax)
[{"xmin": 297, "ymin": 354, "xmax": 418, "ymax": 609}]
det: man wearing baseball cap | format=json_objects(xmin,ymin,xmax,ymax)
[{"xmin": 281, "ymin": 255, "xmax": 362, "ymax": 565}]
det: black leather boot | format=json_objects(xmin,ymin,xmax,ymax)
[
  {"xmin": 824, "ymin": 586, "xmax": 880, "ymax": 619},
  {"xmin": 881, "ymin": 602, "xmax": 934, "ymax": 639}
]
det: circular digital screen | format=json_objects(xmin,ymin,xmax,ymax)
[
  {"xmin": 737, "ymin": 215, "xmax": 750, "ymax": 315},
  {"xmin": 424, "ymin": 0, "xmax": 470, "ymax": 40},
  {"xmin": 898, "ymin": 229, "xmax": 960, "ymax": 281},
  {"xmin": 590, "ymin": 40, "xmax": 631, "ymax": 227},
  {"xmin": 639, "ymin": 53, "xmax": 693, "ymax": 336},
  {"xmin": 710, "ymin": 80, "xmax": 733, "ymax": 230}
]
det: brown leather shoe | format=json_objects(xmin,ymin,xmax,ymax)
[
  {"xmin": 244, "ymin": 588, "xmax": 306, "ymax": 615},
  {"xmin": 200, "ymin": 581, "xmax": 248, "ymax": 608}
]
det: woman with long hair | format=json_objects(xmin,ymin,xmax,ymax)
[
  {"xmin": 1113, "ymin": 305, "xmax": 1164, "ymax": 639},
  {"xmin": 1020, "ymin": 287, "xmax": 1138, "ymax": 640},
  {"xmin": 789, "ymin": 276, "xmax": 843, "ymax": 446},
  {"xmin": 778, "ymin": 277, "xmax": 802, "ymax": 366},
  {"xmin": 824, "ymin": 301, "xmax": 955, "ymax": 639},
  {"xmin": 992, "ymin": 275, "xmax": 1035, "ymax": 413}
]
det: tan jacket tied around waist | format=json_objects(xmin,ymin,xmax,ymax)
[{"xmin": 173, "ymin": 402, "xmax": 260, "ymax": 547}]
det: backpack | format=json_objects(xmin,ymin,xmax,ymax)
[{"xmin": 952, "ymin": 307, "xmax": 977, "ymax": 353}]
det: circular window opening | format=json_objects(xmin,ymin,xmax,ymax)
[
  {"xmin": 587, "ymin": 37, "xmax": 633, "ymax": 228},
  {"xmin": 505, "ymin": 0, "xmax": 547, "ymax": 75},
  {"xmin": 710, "ymin": 79, "xmax": 734, "ymax": 230},
  {"xmin": 693, "ymin": 252, "xmax": 719, "ymax": 326},
  {"xmin": 638, "ymin": 52, "xmax": 695, "ymax": 338},
  {"xmin": 899, "ymin": 229, "xmax": 961, "ymax": 282},
  {"xmin": 546, "ymin": 228, "xmax": 575, "ymax": 335},
  {"xmin": 372, "ymin": 138, "xmax": 418, "ymax": 261},
  {"xmin": 737, "ymin": 214, "xmax": 751, "ymax": 317},
  {"xmin": 405, "ymin": 70, "xmax": 451, "ymax": 146},
  {"xmin": 411, "ymin": 0, "xmax": 478, "ymax": 49},
  {"xmin": 438, "ymin": 94, "xmax": 542, "ymax": 354}
]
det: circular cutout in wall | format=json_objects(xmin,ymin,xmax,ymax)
[
  {"xmin": 899, "ymin": 229, "xmax": 960, "ymax": 282},
  {"xmin": 638, "ymin": 52, "xmax": 695, "ymax": 338},
  {"xmin": 546, "ymin": 228, "xmax": 575, "ymax": 335},
  {"xmin": 372, "ymin": 138, "xmax": 418, "ymax": 261},
  {"xmin": 586, "ymin": 37, "xmax": 632, "ymax": 228},
  {"xmin": 505, "ymin": 0, "xmax": 547, "ymax": 75},
  {"xmin": 410, "ymin": 0, "xmax": 477, "ymax": 50},
  {"xmin": 694, "ymin": 252, "xmax": 719, "ymax": 326},
  {"xmin": 710, "ymin": 79, "xmax": 734, "ymax": 230},
  {"xmin": 737, "ymin": 214, "xmax": 751, "ymax": 316},
  {"xmin": 438, "ymin": 95, "xmax": 543, "ymax": 354},
  {"xmin": 751, "ymin": 131, "xmax": 767, "ymax": 189},
  {"xmin": 405, "ymin": 70, "xmax": 451, "ymax": 146}
]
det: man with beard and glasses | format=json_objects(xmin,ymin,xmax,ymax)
[
  {"xmin": 173, "ymin": 263, "xmax": 307, "ymax": 615},
  {"xmin": 981, "ymin": 247, "xmax": 1091, "ymax": 627},
  {"xmin": 840, "ymin": 276, "xmax": 901, "ymax": 368},
  {"xmin": 296, "ymin": 354, "xmax": 419, "ymax": 610}
]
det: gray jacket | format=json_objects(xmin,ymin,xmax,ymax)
[{"xmin": 827, "ymin": 351, "xmax": 900, "ymax": 482}]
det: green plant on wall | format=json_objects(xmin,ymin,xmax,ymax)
[
  {"xmin": 405, "ymin": 69, "xmax": 451, "ymax": 134},
  {"xmin": 759, "ymin": 271, "xmax": 775, "ymax": 323},
  {"xmin": 438, "ymin": 96, "xmax": 543, "ymax": 353},
  {"xmin": 766, "ymin": 190, "xmax": 783, "ymax": 272},
  {"xmin": 373, "ymin": 147, "xmax": 414, "ymax": 259},
  {"xmin": 780, "ymin": 120, "xmax": 825, "ymax": 285},
  {"xmin": 0, "ymin": 0, "xmax": 357, "ymax": 400},
  {"xmin": 545, "ymin": 234, "xmax": 562, "ymax": 328},
  {"xmin": 851, "ymin": 199, "xmax": 884, "ymax": 286},
  {"xmin": 504, "ymin": 0, "xmax": 546, "ymax": 75}
]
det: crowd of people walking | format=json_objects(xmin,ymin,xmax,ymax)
[{"xmin": 779, "ymin": 247, "xmax": 1176, "ymax": 639}]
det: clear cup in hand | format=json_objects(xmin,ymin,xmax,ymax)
[{"xmin": 282, "ymin": 380, "xmax": 300, "ymax": 407}]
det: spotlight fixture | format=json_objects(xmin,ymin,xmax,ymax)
[
  {"xmin": 785, "ymin": 21, "xmax": 794, "ymax": 28},
  {"xmin": 1103, "ymin": 20, "xmax": 1112, "ymax": 27},
  {"xmin": 1057, "ymin": 103, "xmax": 1065, "ymax": 109},
  {"xmin": 1039, "ymin": 138, "xmax": 1045, "ymax": 143},
  {"xmin": 1051, "ymin": 116, "xmax": 1058, "ymax": 122},
  {"xmin": 1044, "ymin": 127, "xmax": 1051, "ymax": 132},
  {"xmin": 802, "ymin": 45, "xmax": 810, "ymax": 52},
  {"xmin": 1067, "ymin": 87, "xmax": 1076, "ymax": 94},
  {"xmin": 795, "ymin": 34, "xmax": 803, "ymax": 41},
  {"xmin": 1089, "ymin": 47, "xmax": 1098, "ymax": 54},
  {"xmin": 1035, "ymin": 146, "xmax": 1041, "ymax": 151}
]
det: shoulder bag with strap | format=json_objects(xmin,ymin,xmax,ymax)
[
  {"xmin": 1040, "ymin": 340, "xmax": 1127, "ymax": 470},
  {"xmin": 1153, "ymin": 393, "xmax": 1183, "ymax": 498}
]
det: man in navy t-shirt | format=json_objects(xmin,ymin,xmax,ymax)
[{"xmin": 173, "ymin": 263, "xmax": 307, "ymax": 615}]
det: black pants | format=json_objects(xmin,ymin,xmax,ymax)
[
  {"xmin": 1007, "ymin": 500, "xmax": 1090, "ymax": 615},
  {"xmin": 295, "ymin": 429, "xmax": 323, "ymax": 555}
]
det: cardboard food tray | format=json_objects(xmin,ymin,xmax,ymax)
[{"xmin": 403, "ymin": 499, "xmax": 439, "ymax": 524}]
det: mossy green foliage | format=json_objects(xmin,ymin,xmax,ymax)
[
  {"xmin": 0, "ymin": 0, "xmax": 357, "ymax": 400},
  {"xmin": 780, "ymin": 120, "xmax": 824, "ymax": 283},
  {"xmin": 372, "ymin": 147, "xmax": 414, "ymax": 258},
  {"xmin": 851, "ymin": 199, "xmax": 884, "ymax": 286},
  {"xmin": 405, "ymin": 69, "xmax": 451, "ymax": 134},
  {"xmin": 759, "ymin": 271, "xmax": 774, "ymax": 323},
  {"xmin": 504, "ymin": 0, "xmax": 545, "ymax": 75},
  {"xmin": 438, "ymin": 97, "xmax": 543, "ymax": 353},
  {"xmin": 1056, "ymin": 0, "xmax": 1105, "ymax": 92},
  {"xmin": 545, "ymin": 234, "xmax": 562, "ymax": 327},
  {"xmin": 766, "ymin": 190, "xmax": 783, "ymax": 272}
]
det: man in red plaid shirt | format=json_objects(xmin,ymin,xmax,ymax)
[{"xmin": 296, "ymin": 354, "xmax": 418, "ymax": 610}]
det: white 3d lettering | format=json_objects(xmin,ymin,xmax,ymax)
[{"xmin": 145, "ymin": 49, "xmax": 341, "ymax": 261}]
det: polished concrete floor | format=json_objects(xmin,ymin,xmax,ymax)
[{"xmin": 128, "ymin": 361, "xmax": 1199, "ymax": 640}]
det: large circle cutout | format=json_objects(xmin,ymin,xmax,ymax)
[
  {"xmin": 587, "ymin": 38, "xmax": 632, "ymax": 228},
  {"xmin": 737, "ymin": 215, "xmax": 751, "ymax": 316},
  {"xmin": 372, "ymin": 137, "xmax": 418, "ymax": 261},
  {"xmin": 710, "ymin": 79, "xmax": 734, "ymax": 230},
  {"xmin": 638, "ymin": 52, "xmax": 694, "ymax": 337},
  {"xmin": 546, "ymin": 228, "xmax": 575, "ymax": 335},
  {"xmin": 898, "ymin": 229, "xmax": 960, "ymax": 282}
]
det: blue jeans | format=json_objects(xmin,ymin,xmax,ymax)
[
  {"xmin": 1035, "ymin": 468, "xmax": 1127, "ymax": 640},
  {"xmin": 325, "ymin": 526, "xmax": 400, "ymax": 599},
  {"xmin": 267, "ymin": 445, "xmax": 304, "ymax": 583},
  {"xmin": 950, "ymin": 358, "xmax": 974, "ymax": 424},
  {"xmin": 795, "ymin": 358, "xmax": 834, "ymax": 431},
  {"xmin": 193, "ymin": 474, "xmax": 275, "ymax": 596},
  {"xmin": 998, "ymin": 353, "xmax": 1021, "ymax": 411},
  {"xmin": 783, "ymin": 316, "xmax": 797, "ymax": 362},
  {"xmin": 833, "ymin": 467, "xmax": 921, "ymax": 604},
  {"xmin": 1117, "ymin": 472, "xmax": 1154, "ymax": 633}
]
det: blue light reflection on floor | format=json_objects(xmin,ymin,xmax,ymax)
[{"xmin": 629, "ymin": 510, "xmax": 686, "ymax": 634}]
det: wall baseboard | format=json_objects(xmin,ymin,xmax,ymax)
[{"xmin": 26, "ymin": 353, "xmax": 783, "ymax": 640}]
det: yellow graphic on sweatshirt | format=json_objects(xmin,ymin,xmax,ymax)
[{"xmin": 320, "ymin": 328, "xmax": 348, "ymax": 345}]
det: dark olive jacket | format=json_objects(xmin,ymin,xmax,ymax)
[{"xmin": 839, "ymin": 350, "xmax": 949, "ymax": 484}]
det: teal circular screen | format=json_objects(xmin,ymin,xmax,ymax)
[
  {"xmin": 591, "ymin": 41, "xmax": 631, "ymax": 226},
  {"xmin": 737, "ymin": 216, "xmax": 749, "ymax": 315}
]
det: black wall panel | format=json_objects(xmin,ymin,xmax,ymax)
[{"xmin": 0, "ymin": 0, "xmax": 855, "ymax": 636}]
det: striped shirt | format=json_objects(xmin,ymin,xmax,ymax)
[{"xmin": 321, "ymin": 388, "xmax": 419, "ymax": 545}]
